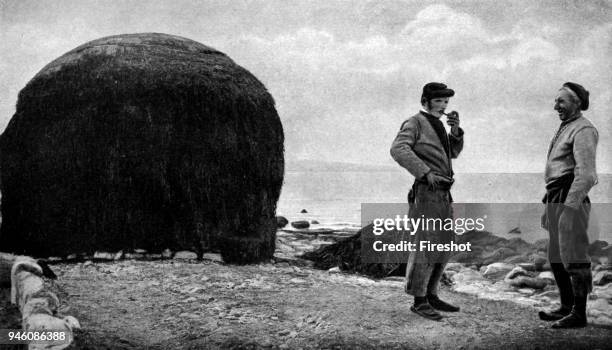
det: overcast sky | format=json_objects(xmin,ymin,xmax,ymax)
[{"xmin": 1, "ymin": 0, "xmax": 611, "ymax": 173}]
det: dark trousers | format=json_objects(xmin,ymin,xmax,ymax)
[
  {"xmin": 405, "ymin": 182, "xmax": 454, "ymax": 297},
  {"xmin": 543, "ymin": 177, "xmax": 593, "ymax": 302}
]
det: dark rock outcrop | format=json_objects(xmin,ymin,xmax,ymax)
[{"xmin": 291, "ymin": 221, "xmax": 310, "ymax": 229}]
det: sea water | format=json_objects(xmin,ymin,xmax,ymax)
[{"xmin": 277, "ymin": 171, "xmax": 612, "ymax": 243}]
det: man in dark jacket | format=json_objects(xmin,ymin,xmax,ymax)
[
  {"xmin": 390, "ymin": 82, "xmax": 464, "ymax": 320},
  {"xmin": 539, "ymin": 82, "xmax": 598, "ymax": 328}
]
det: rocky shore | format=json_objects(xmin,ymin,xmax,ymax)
[
  {"xmin": 1, "ymin": 216, "xmax": 611, "ymax": 349},
  {"xmin": 277, "ymin": 218, "xmax": 612, "ymax": 327}
]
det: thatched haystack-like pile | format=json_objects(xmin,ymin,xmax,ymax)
[{"xmin": 0, "ymin": 33, "xmax": 284, "ymax": 263}]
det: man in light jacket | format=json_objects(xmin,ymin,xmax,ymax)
[
  {"xmin": 539, "ymin": 82, "xmax": 598, "ymax": 328},
  {"xmin": 390, "ymin": 82, "xmax": 464, "ymax": 320}
]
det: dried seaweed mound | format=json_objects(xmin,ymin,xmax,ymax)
[
  {"xmin": 0, "ymin": 33, "xmax": 284, "ymax": 263},
  {"xmin": 301, "ymin": 226, "xmax": 405, "ymax": 278}
]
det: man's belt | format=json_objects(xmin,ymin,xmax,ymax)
[
  {"xmin": 414, "ymin": 174, "xmax": 454, "ymax": 191},
  {"xmin": 543, "ymin": 173, "xmax": 574, "ymax": 203},
  {"xmin": 545, "ymin": 173, "xmax": 574, "ymax": 191}
]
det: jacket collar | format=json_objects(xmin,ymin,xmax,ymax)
[
  {"xmin": 560, "ymin": 112, "xmax": 582, "ymax": 126},
  {"xmin": 420, "ymin": 109, "xmax": 441, "ymax": 119}
]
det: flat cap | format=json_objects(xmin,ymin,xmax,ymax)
[
  {"xmin": 422, "ymin": 82, "xmax": 455, "ymax": 100},
  {"xmin": 563, "ymin": 82, "xmax": 589, "ymax": 111}
]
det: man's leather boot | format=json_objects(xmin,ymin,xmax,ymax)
[
  {"xmin": 552, "ymin": 296, "xmax": 587, "ymax": 329},
  {"xmin": 539, "ymin": 263, "xmax": 574, "ymax": 321}
]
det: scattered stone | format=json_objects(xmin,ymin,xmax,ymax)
[
  {"xmin": 124, "ymin": 253, "xmax": 144, "ymax": 259},
  {"xmin": 537, "ymin": 271, "xmax": 555, "ymax": 284},
  {"xmin": 532, "ymin": 256, "xmax": 547, "ymax": 271},
  {"xmin": 506, "ymin": 276, "xmax": 547, "ymax": 289},
  {"xmin": 593, "ymin": 270, "xmax": 612, "ymax": 286},
  {"xmin": 445, "ymin": 263, "xmax": 464, "ymax": 272},
  {"xmin": 517, "ymin": 288, "xmax": 535, "ymax": 295},
  {"xmin": 134, "ymin": 249, "xmax": 147, "ymax": 254},
  {"xmin": 535, "ymin": 290, "xmax": 559, "ymax": 299},
  {"xmin": 451, "ymin": 268, "xmax": 488, "ymax": 284},
  {"xmin": 587, "ymin": 298, "xmax": 612, "ymax": 326},
  {"xmin": 114, "ymin": 251, "xmax": 124, "ymax": 260},
  {"xmin": 518, "ymin": 263, "xmax": 537, "ymax": 271},
  {"xmin": 593, "ymin": 283, "xmax": 612, "ymax": 301},
  {"xmin": 482, "ymin": 262, "xmax": 515, "ymax": 280},
  {"xmin": 444, "ymin": 270, "xmax": 457, "ymax": 282},
  {"xmin": 595, "ymin": 264, "xmax": 612, "ymax": 271},
  {"xmin": 94, "ymin": 252, "xmax": 114, "ymax": 260},
  {"xmin": 441, "ymin": 272, "xmax": 453, "ymax": 286},
  {"xmin": 289, "ymin": 278, "xmax": 308, "ymax": 284},
  {"xmin": 174, "ymin": 251, "xmax": 198, "ymax": 260},
  {"xmin": 162, "ymin": 249, "xmax": 173, "ymax": 259},
  {"xmin": 505, "ymin": 266, "xmax": 530, "ymax": 280},
  {"xmin": 291, "ymin": 221, "xmax": 310, "ymax": 229},
  {"xmin": 276, "ymin": 216, "xmax": 289, "ymax": 228}
]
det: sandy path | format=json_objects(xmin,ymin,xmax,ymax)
[{"xmin": 3, "ymin": 259, "xmax": 610, "ymax": 349}]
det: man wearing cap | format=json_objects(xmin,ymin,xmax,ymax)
[
  {"xmin": 539, "ymin": 82, "xmax": 598, "ymax": 328},
  {"xmin": 390, "ymin": 82, "xmax": 464, "ymax": 320}
]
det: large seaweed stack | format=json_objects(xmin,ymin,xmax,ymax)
[{"xmin": 0, "ymin": 33, "xmax": 284, "ymax": 263}]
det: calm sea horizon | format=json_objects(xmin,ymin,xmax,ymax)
[{"xmin": 277, "ymin": 171, "xmax": 612, "ymax": 243}]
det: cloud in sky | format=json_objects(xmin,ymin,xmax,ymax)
[{"xmin": 1, "ymin": 0, "xmax": 611, "ymax": 173}]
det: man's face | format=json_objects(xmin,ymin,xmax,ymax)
[
  {"xmin": 425, "ymin": 97, "xmax": 450, "ymax": 118},
  {"xmin": 554, "ymin": 89, "xmax": 580, "ymax": 121}
]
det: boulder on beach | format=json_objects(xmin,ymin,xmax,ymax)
[
  {"xmin": 593, "ymin": 283, "xmax": 612, "ymax": 301},
  {"xmin": 291, "ymin": 221, "xmax": 310, "ymax": 229},
  {"xmin": 303, "ymin": 229, "xmax": 549, "ymax": 278},
  {"xmin": 537, "ymin": 271, "xmax": 555, "ymax": 284},
  {"xmin": 506, "ymin": 266, "xmax": 530, "ymax": 280},
  {"xmin": 593, "ymin": 270, "xmax": 612, "ymax": 286},
  {"xmin": 481, "ymin": 262, "xmax": 515, "ymax": 280},
  {"xmin": 506, "ymin": 276, "xmax": 548, "ymax": 289},
  {"xmin": 504, "ymin": 266, "xmax": 548, "ymax": 289},
  {"xmin": 276, "ymin": 216, "xmax": 289, "ymax": 228},
  {"xmin": 0, "ymin": 33, "xmax": 284, "ymax": 264}
]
